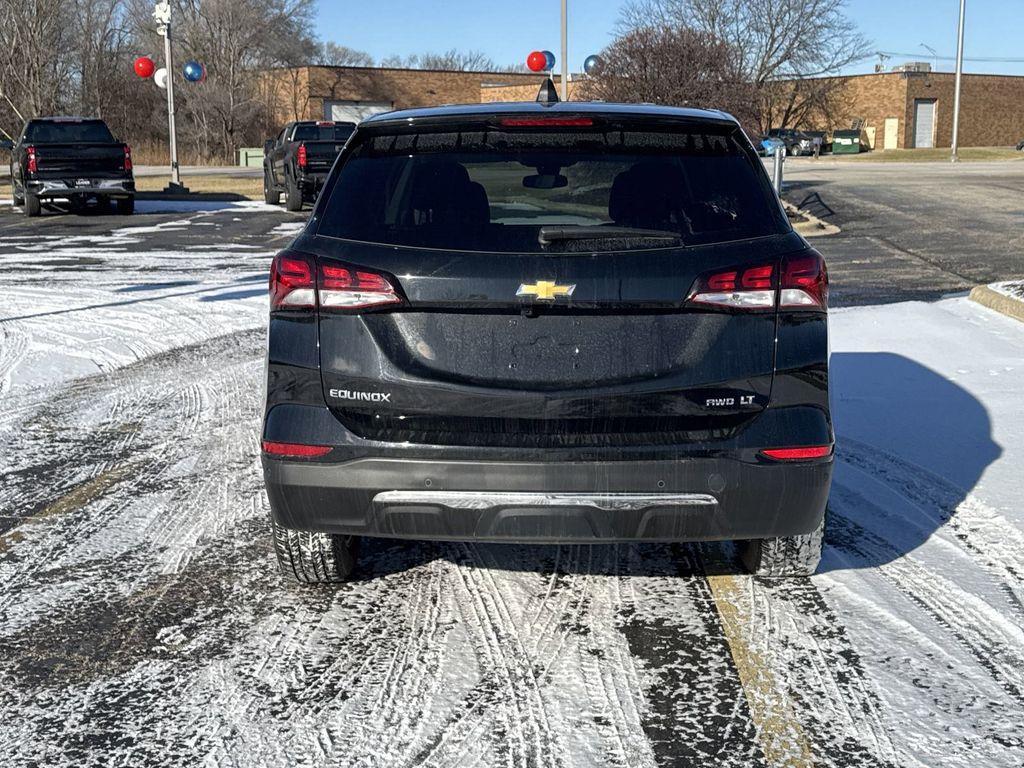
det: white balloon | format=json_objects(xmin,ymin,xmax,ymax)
[{"xmin": 154, "ymin": 67, "xmax": 168, "ymax": 89}]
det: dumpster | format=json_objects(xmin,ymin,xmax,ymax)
[{"xmin": 832, "ymin": 129, "xmax": 863, "ymax": 154}]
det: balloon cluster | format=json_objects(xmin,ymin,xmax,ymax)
[
  {"xmin": 133, "ymin": 56, "xmax": 206, "ymax": 88},
  {"xmin": 526, "ymin": 50, "xmax": 556, "ymax": 72}
]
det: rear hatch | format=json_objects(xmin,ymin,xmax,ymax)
[{"xmin": 304, "ymin": 114, "xmax": 796, "ymax": 448}]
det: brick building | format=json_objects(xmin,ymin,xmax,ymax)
[
  {"xmin": 783, "ymin": 71, "xmax": 1024, "ymax": 150},
  {"xmin": 261, "ymin": 65, "xmax": 543, "ymax": 125}
]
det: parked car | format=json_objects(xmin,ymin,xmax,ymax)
[
  {"xmin": 759, "ymin": 136, "xmax": 787, "ymax": 157},
  {"xmin": 1016, "ymin": 138, "xmax": 1024, "ymax": 151},
  {"xmin": 3, "ymin": 117, "xmax": 134, "ymax": 218},
  {"xmin": 766, "ymin": 128, "xmax": 814, "ymax": 156},
  {"xmin": 261, "ymin": 99, "xmax": 833, "ymax": 583},
  {"xmin": 263, "ymin": 120, "xmax": 356, "ymax": 211}
]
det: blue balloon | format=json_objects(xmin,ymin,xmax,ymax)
[
  {"xmin": 183, "ymin": 60, "xmax": 205, "ymax": 82},
  {"xmin": 542, "ymin": 50, "xmax": 555, "ymax": 70},
  {"xmin": 583, "ymin": 55, "xmax": 602, "ymax": 75}
]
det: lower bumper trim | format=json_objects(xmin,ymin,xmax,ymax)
[{"xmin": 373, "ymin": 490, "xmax": 717, "ymax": 512}]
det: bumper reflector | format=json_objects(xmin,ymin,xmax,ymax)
[
  {"xmin": 261, "ymin": 440, "xmax": 332, "ymax": 458},
  {"xmin": 760, "ymin": 445, "xmax": 833, "ymax": 461}
]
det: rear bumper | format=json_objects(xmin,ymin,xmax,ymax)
[
  {"xmin": 27, "ymin": 178, "xmax": 134, "ymax": 198},
  {"xmin": 263, "ymin": 452, "xmax": 832, "ymax": 543}
]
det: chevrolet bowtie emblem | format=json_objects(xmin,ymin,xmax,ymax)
[{"xmin": 516, "ymin": 280, "xmax": 576, "ymax": 302}]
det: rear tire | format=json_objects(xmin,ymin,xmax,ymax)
[
  {"xmin": 740, "ymin": 514, "xmax": 824, "ymax": 578},
  {"xmin": 271, "ymin": 519, "xmax": 358, "ymax": 584},
  {"xmin": 115, "ymin": 196, "xmax": 134, "ymax": 215},
  {"xmin": 263, "ymin": 168, "xmax": 280, "ymax": 205},
  {"xmin": 285, "ymin": 173, "xmax": 303, "ymax": 212},
  {"xmin": 24, "ymin": 191, "xmax": 41, "ymax": 217}
]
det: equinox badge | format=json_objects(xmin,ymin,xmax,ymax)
[{"xmin": 516, "ymin": 280, "xmax": 576, "ymax": 302}]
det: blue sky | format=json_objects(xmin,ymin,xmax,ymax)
[{"xmin": 315, "ymin": 0, "xmax": 1024, "ymax": 76}]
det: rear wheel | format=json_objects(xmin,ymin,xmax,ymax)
[
  {"xmin": 264, "ymin": 168, "xmax": 280, "ymax": 205},
  {"xmin": 787, "ymin": 145, "xmax": 801, "ymax": 157},
  {"xmin": 114, "ymin": 196, "xmax": 134, "ymax": 215},
  {"xmin": 285, "ymin": 173, "xmax": 303, "ymax": 211},
  {"xmin": 271, "ymin": 519, "xmax": 358, "ymax": 584},
  {"xmin": 740, "ymin": 514, "xmax": 824, "ymax": 578},
  {"xmin": 24, "ymin": 190, "xmax": 41, "ymax": 217}
]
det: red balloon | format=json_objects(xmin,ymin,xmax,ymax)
[
  {"xmin": 526, "ymin": 50, "xmax": 547, "ymax": 72},
  {"xmin": 134, "ymin": 56, "xmax": 155, "ymax": 78}
]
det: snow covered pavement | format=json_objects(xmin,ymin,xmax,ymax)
[{"xmin": 1, "ymin": 207, "xmax": 1022, "ymax": 767}]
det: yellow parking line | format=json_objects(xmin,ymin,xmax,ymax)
[
  {"xmin": 706, "ymin": 573, "xmax": 815, "ymax": 768},
  {"xmin": 0, "ymin": 462, "xmax": 135, "ymax": 553}
]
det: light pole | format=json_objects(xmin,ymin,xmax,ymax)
[
  {"xmin": 154, "ymin": 0, "xmax": 186, "ymax": 191},
  {"xmin": 951, "ymin": 0, "xmax": 966, "ymax": 162},
  {"xmin": 560, "ymin": 0, "xmax": 568, "ymax": 101}
]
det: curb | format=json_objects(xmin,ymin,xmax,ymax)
[
  {"xmin": 969, "ymin": 284, "xmax": 1024, "ymax": 324},
  {"xmin": 782, "ymin": 201, "xmax": 840, "ymax": 238},
  {"xmin": 136, "ymin": 191, "xmax": 253, "ymax": 202}
]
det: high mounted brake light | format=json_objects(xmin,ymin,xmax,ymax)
[
  {"xmin": 686, "ymin": 251, "xmax": 828, "ymax": 311},
  {"xmin": 269, "ymin": 251, "xmax": 403, "ymax": 312},
  {"xmin": 297, "ymin": 143, "xmax": 307, "ymax": 169},
  {"xmin": 26, "ymin": 146, "xmax": 37, "ymax": 174},
  {"xmin": 499, "ymin": 117, "xmax": 594, "ymax": 127}
]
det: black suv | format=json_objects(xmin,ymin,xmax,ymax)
[{"xmin": 261, "ymin": 100, "xmax": 833, "ymax": 583}]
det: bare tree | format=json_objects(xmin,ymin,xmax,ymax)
[
  {"xmin": 0, "ymin": 0, "xmax": 76, "ymax": 136},
  {"xmin": 581, "ymin": 26, "xmax": 759, "ymax": 128},
  {"xmin": 319, "ymin": 42, "xmax": 374, "ymax": 67},
  {"xmin": 381, "ymin": 49, "xmax": 500, "ymax": 72},
  {"xmin": 621, "ymin": 0, "xmax": 870, "ymax": 129}
]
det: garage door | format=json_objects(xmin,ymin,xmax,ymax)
[
  {"xmin": 323, "ymin": 100, "xmax": 392, "ymax": 123},
  {"xmin": 913, "ymin": 100, "xmax": 936, "ymax": 148}
]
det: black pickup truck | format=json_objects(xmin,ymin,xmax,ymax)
[
  {"xmin": 3, "ymin": 117, "xmax": 134, "ymax": 217},
  {"xmin": 263, "ymin": 121, "xmax": 356, "ymax": 211}
]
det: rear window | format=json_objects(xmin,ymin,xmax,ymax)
[
  {"xmin": 25, "ymin": 120, "xmax": 114, "ymax": 144},
  {"xmin": 293, "ymin": 123, "xmax": 355, "ymax": 142},
  {"xmin": 317, "ymin": 124, "xmax": 788, "ymax": 252}
]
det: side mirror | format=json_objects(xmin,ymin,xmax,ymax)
[
  {"xmin": 264, "ymin": 138, "xmax": 275, "ymax": 153},
  {"xmin": 0, "ymin": 139, "xmax": 13, "ymax": 151}
]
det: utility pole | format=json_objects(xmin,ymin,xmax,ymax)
[
  {"xmin": 154, "ymin": 0, "xmax": 186, "ymax": 191},
  {"xmin": 560, "ymin": 0, "xmax": 568, "ymax": 101},
  {"xmin": 951, "ymin": 0, "xmax": 966, "ymax": 162}
]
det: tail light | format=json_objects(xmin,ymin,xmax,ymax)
[
  {"xmin": 780, "ymin": 252, "xmax": 828, "ymax": 308},
  {"xmin": 269, "ymin": 252, "xmax": 315, "ymax": 309},
  {"xmin": 319, "ymin": 264, "xmax": 402, "ymax": 310},
  {"xmin": 686, "ymin": 250, "xmax": 828, "ymax": 311},
  {"xmin": 26, "ymin": 146, "xmax": 37, "ymax": 174},
  {"xmin": 297, "ymin": 143, "xmax": 307, "ymax": 169},
  {"xmin": 269, "ymin": 251, "xmax": 402, "ymax": 312},
  {"xmin": 687, "ymin": 263, "xmax": 776, "ymax": 309},
  {"xmin": 760, "ymin": 445, "xmax": 833, "ymax": 461},
  {"xmin": 123, "ymin": 144, "xmax": 133, "ymax": 172}
]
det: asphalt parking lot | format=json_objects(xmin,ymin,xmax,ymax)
[
  {"xmin": 781, "ymin": 158, "xmax": 1024, "ymax": 305},
  {"xmin": 1, "ymin": 168, "xmax": 1023, "ymax": 767}
]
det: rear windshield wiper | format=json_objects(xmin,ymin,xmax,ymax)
[{"xmin": 538, "ymin": 225, "xmax": 683, "ymax": 246}]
